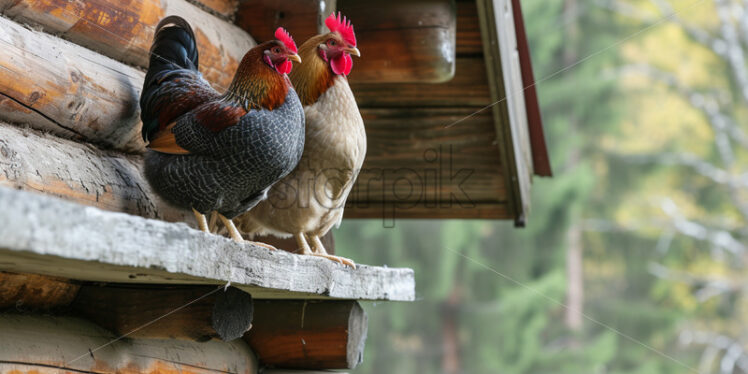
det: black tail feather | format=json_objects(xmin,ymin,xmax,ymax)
[{"xmin": 140, "ymin": 16, "xmax": 199, "ymax": 140}]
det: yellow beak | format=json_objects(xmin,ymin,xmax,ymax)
[
  {"xmin": 345, "ymin": 47, "xmax": 361, "ymax": 57},
  {"xmin": 288, "ymin": 53, "xmax": 302, "ymax": 63}
]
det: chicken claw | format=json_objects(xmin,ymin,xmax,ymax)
[
  {"xmin": 309, "ymin": 234, "xmax": 356, "ymax": 269},
  {"xmin": 217, "ymin": 213, "xmax": 277, "ymax": 250}
]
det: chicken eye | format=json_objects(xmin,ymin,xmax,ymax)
[
  {"xmin": 273, "ymin": 47, "xmax": 281, "ymax": 53},
  {"xmin": 328, "ymin": 39, "xmax": 336, "ymax": 46}
]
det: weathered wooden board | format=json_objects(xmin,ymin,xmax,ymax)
[
  {"xmin": 235, "ymin": 0, "xmax": 336, "ymax": 43},
  {"xmin": 345, "ymin": 108, "xmax": 507, "ymax": 218},
  {"xmin": 245, "ymin": 300, "xmax": 367, "ymax": 369},
  {"xmin": 0, "ymin": 314, "xmax": 258, "ymax": 373},
  {"xmin": 74, "ymin": 285, "xmax": 253, "ymax": 342},
  {"xmin": 0, "ymin": 124, "xmax": 189, "ymax": 222},
  {"xmin": 0, "ymin": 272, "xmax": 79, "ymax": 310},
  {"xmin": 0, "ymin": 187, "xmax": 416, "ymax": 301},
  {"xmin": 349, "ymin": 57, "xmax": 491, "ymax": 107},
  {"xmin": 0, "ymin": 16, "xmax": 146, "ymax": 151},
  {"xmin": 476, "ymin": 0, "xmax": 531, "ymax": 224},
  {"xmin": 338, "ymin": 0, "xmax": 456, "ymax": 83},
  {"xmin": 0, "ymin": 0, "xmax": 254, "ymax": 89}
]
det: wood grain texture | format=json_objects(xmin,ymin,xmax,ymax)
[
  {"xmin": 235, "ymin": 0, "xmax": 335, "ymax": 43},
  {"xmin": 456, "ymin": 0, "xmax": 482, "ymax": 55},
  {"xmin": 0, "ymin": 272, "xmax": 79, "ymax": 310},
  {"xmin": 0, "ymin": 0, "xmax": 254, "ymax": 89},
  {"xmin": 0, "ymin": 314, "xmax": 258, "ymax": 373},
  {"xmin": 0, "ymin": 187, "xmax": 416, "ymax": 301},
  {"xmin": 344, "ymin": 108, "xmax": 508, "ymax": 218},
  {"xmin": 245, "ymin": 300, "xmax": 367, "ymax": 369},
  {"xmin": 193, "ymin": 0, "xmax": 239, "ymax": 18},
  {"xmin": 349, "ymin": 57, "xmax": 491, "ymax": 107},
  {"xmin": 74, "ymin": 285, "xmax": 253, "ymax": 342},
  {"xmin": 338, "ymin": 0, "xmax": 456, "ymax": 83},
  {"xmin": 0, "ymin": 16, "xmax": 146, "ymax": 151},
  {"xmin": 0, "ymin": 124, "xmax": 189, "ymax": 222}
]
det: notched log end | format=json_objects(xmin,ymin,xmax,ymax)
[{"xmin": 212, "ymin": 286, "xmax": 254, "ymax": 341}]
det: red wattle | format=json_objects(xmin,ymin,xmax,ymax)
[
  {"xmin": 331, "ymin": 53, "xmax": 353, "ymax": 76},
  {"xmin": 276, "ymin": 60, "xmax": 293, "ymax": 74}
]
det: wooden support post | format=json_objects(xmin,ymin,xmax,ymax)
[
  {"xmin": 0, "ymin": 272, "xmax": 79, "ymax": 310},
  {"xmin": 244, "ymin": 300, "xmax": 368, "ymax": 369},
  {"xmin": 339, "ymin": 0, "xmax": 456, "ymax": 83},
  {"xmin": 73, "ymin": 285, "xmax": 254, "ymax": 342}
]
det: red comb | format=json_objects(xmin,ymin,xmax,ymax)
[
  {"xmin": 274, "ymin": 27, "xmax": 297, "ymax": 54},
  {"xmin": 325, "ymin": 12, "xmax": 356, "ymax": 47}
]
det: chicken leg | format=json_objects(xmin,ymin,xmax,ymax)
[
  {"xmin": 308, "ymin": 234, "xmax": 356, "ymax": 269},
  {"xmin": 193, "ymin": 208, "xmax": 209, "ymax": 233},
  {"xmin": 217, "ymin": 213, "xmax": 277, "ymax": 250}
]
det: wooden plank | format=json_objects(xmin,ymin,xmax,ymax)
[
  {"xmin": 344, "ymin": 202, "xmax": 510, "ymax": 219},
  {"xmin": 457, "ymin": 0, "xmax": 482, "ymax": 55},
  {"xmin": 0, "ymin": 16, "xmax": 146, "ymax": 152},
  {"xmin": 235, "ymin": 0, "xmax": 335, "ymax": 43},
  {"xmin": 0, "ymin": 272, "xmax": 79, "ymax": 310},
  {"xmin": 344, "ymin": 108, "xmax": 506, "ymax": 218},
  {"xmin": 0, "ymin": 0, "xmax": 254, "ymax": 90},
  {"xmin": 74, "ymin": 285, "xmax": 253, "ymax": 342},
  {"xmin": 338, "ymin": 0, "xmax": 456, "ymax": 83},
  {"xmin": 0, "ymin": 124, "xmax": 189, "ymax": 222},
  {"xmin": 350, "ymin": 57, "xmax": 491, "ymax": 107},
  {"xmin": 245, "ymin": 300, "xmax": 367, "ymax": 369},
  {"xmin": 0, "ymin": 313, "xmax": 258, "ymax": 373},
  {"xmin": 476, "ymin": 0, "xmax": 528, "ymax": 224},
  {"xmin": 0, "ymin": 187, "xmax": 416, "ymax": 301}
]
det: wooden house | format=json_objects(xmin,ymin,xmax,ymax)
[{"xmin": 0, "ymin": 0, "xmax": 548, "ymax": 372}]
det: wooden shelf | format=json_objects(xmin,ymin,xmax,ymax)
[{"xmin": 0, "ymin": 187, "xmax": 415, "ymax": 301}]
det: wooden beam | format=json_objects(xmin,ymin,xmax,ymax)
[
  {"xmin": 0, "ymin": 187, "xmax": 416, "ymax": 301},
  {"xmin": 0, "ymin": 272, "xmax": 79, "ymax": 310},
  {"xmin": 0, "ymin": 314, "xmax": 258, "ymax": 373},
  {"xmin": 245, "ymin": 300, "xmax": 368, "ymax": 369},
  {"xmin": 74, "ymin": 285, "xmax": 253, "ymax": 342},
  {"xmin": 235, "ymin": 0, "xmax": 336, "ymax": 43},
  {"xmin": 0, "ymin": 0, "xmax": 254, "ymax": 90},
  {"xmin": 338, "ymin": 0, "xmax": 456, "ymax": 83},
  {"xmin": 350, "ymin": 57, "xmax": 490, "ymax": 107},
  {"xmin": 0, "ymin": 16, "xmax": 145, "ymax": 151},
  {"xmin": 0, "ymin": 124, "xmax": 188, "ymax": 222}
]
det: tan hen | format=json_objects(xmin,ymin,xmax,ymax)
[{"xmin": 233, "ymin": 13, "xmax": 365, "ymax": 267}]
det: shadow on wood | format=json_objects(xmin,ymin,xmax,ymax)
[{"xmin": 73, "ymin": 284, "xmax": 253, "ymax": 342}]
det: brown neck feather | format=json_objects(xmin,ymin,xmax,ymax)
[
  {"xmin": 223, "ymin": 43, "xmax": 290, "ymax": 110},
  {"xmin": 289, "ymin": 34, "xmax": 338, "ymax": 106}
]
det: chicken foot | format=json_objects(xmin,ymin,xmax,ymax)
[
  {"xmin": 305, "ymin": 233, "xmax": 356, "ymax": 269},
  {"xmin": 217, "ymin": 213, "xmax": 277, "ymax": 250}
]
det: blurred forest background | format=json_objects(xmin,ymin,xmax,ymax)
[{"xmin": 336, "ymin": 0, "xmax": 748, "ymax": 373}]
